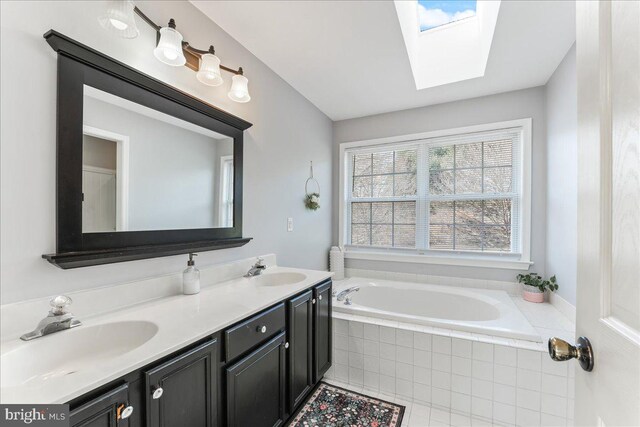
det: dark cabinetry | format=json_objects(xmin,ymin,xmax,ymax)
[
  {"xmin": 224, "ymin": 303, "xmax": 285, "ymax": 361},
  {"xmin": 144, "ymin": 339, "xmax": 218, "ymax": 427},
  {"xmin": 287, "ymin": 280, "xmax": 333, "ymax": 414},
  {"xmin": 226, "ymin": 333, "xmax": 287, "ymax": 427},
  {"xmin": 68, "ymin": 279, "xmax": 331, "ymax": 427},
  {"xmin": 287, "ymin": 291, "xmax": 314, "ymax": 411},
  {"xmin": 313, "ymin": 281, "xmax": 332, "ymax": 382},
  {"xmin": 70, "ymin": 384, "xmax": 132, "ymax": 427}
]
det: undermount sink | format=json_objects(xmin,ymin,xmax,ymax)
[
  {"xmin": 1, "ymin": 320, "xmax": 158, "ymax": 387},
  {"xmin": 251, "ymin": 272, "xmax": 307, "ymax": 286}
]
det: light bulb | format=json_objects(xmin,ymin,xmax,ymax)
[
  {"xmin": 153, "ymin": 21, "xmax": 186, "ymax": 67},
  {"xmin": 196, "ymin": 53, "xmax": 223, "ymax": 87},
  {"xmin": 163, "ymin": 49, "xmax": 178, "ymax": 61},
  {"xmin": 109, "ymin": 18, "xmax": 128, "ymax": 31},
  {"xmin": 228, "ymin": 74, "xmax": 251, "ymax": 103},
  {"xmin": 99, "ymin": 0, "xmax": 139, "ymax": 39}
]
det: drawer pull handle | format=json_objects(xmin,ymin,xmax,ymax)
[
  {"xmin": 319, "ymin": 295, "xmax": 323, "ymax": 301},
  {"xmin": 257, "ymin": 325, "xmax": 267, "ymax": 334},
  {"xmin": 120, "ymin": 405, "xmax": 134, "ymax": 419},
  {"xmin": 285, "ymin": 342, "xmax": 290, "ymax": 349},
  {"xmin": 152, "ymin": 386, "xmax": 164, "ymax": 399}
]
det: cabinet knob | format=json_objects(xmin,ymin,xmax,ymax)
[
  {"xmin": 318, "ymin": 295, "xmax": 323, "ymax": 301},
  {"xmin": 312, "ymin": 298, "xmax": 317, "ymax": 304},
  {"xmin": 284, "ymin": 342, "xmax": 290, "ymax": 349},
  {"xmin": 257, "ymin": 325, "xmax": 267, "ymax": 334},
  {"xmin": 120, "ymin": 405, "xmax": 134, "ymax": 419},
  {"xmin": 152, "ymin": 386, "xmax": 164, "ymax": 399}
]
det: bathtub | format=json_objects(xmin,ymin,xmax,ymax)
[{"xmin": 333, "ymin": 278, "xmax": 541, "ymax": 342}]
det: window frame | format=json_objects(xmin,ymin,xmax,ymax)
[
  {"xmin": 338, "ymin": 118, "xmax": 533, "ymax": 270},
  {"xmin": 219, "ymin": 155, "xmax": 234, "ymax": 228}
]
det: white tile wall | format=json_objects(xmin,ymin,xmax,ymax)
[{"xmin": 327, "ymin": 317, "xmax": 575, "ymax": 426}]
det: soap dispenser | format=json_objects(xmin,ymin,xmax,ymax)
[{"xmin": 183, "ymin": 253, "xmax": 200, "ymax": 295}]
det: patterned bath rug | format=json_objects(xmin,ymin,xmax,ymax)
[{"xmin": 288, "ymin": 382, "xmax": 405, "ymax": 427}]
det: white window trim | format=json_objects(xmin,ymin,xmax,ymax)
[
  {"xmin": 338, "ymin": 118, "xmax": 533, "ymax": 270},
  {"xmin": 218, "ymin": 155, "xmax": 234, "ymax": 228}
]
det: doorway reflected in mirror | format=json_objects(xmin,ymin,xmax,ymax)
[{"xmin": 82, "ymin": 85, "xmax": 233, "ymax": 233}]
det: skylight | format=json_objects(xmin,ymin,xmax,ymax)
[
  {"xmin": 395, "ymin": 0, "xmax": 500, "ymax": 89},
  {"xmin": 418, "ymin": 0, "xmax": 477, "ymax": 32}
]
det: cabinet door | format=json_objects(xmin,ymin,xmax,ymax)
[
  {"xmin": 313, "ymin": 280, "xmax": 332, "ymax": 382},
  {"xmin": 70, "ymin": 384, "xmax": 132, "ymax": 427},
  {"xmin": 145, "ymin": 339, "xmax": 218, "ymax": 427},
  {"xmin": 287, "ymin": 290, "xmax": 313, "ymax": 411},
  {"xmin": 226, "ymin": 332, "xmax": 286, "ymax": 427}
]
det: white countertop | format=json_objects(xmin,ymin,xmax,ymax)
[{"xmin": 0, "ymin": 266, "xmax": 332, "ymax": 404}]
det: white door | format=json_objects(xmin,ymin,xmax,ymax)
[
  {"xmin": 574, "ymin": 1, "xmax": 640, "ymax": 425},
  {"xmin": 82, "ymin": 168, "xmax": 117, "ymax": 233}
]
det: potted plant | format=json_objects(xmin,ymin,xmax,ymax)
[
  {"xmin": 304, "ymin": 192, "xmax": 320, "ymax": 211},
  {"xmin": 517, "ymin": 273, "xmax": 558, "ymax": 303}
]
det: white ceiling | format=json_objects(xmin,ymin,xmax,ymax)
[{"xmin": 191, "ymin": 0, "xmax": 575, "ymax": 121}]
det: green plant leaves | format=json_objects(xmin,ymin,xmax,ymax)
[{"xmin": 516, "ymin": 272, "xmax": 559, "ymax": 293}]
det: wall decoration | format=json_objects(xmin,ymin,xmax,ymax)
[{"xmin": 304, "ymin": 161, "xmax": 320, "ymax": 211}]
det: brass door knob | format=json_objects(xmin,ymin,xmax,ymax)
[{"xmin": 548, "ymin": 336, "xmax": 594, "ymax": 372}]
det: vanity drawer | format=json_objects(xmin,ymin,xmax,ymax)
[{"xmin": 225, "ymin": 303, "xmax": 285, "ymax": 361}]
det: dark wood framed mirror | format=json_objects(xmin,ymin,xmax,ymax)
[{"xmin": 42, "ymin": 30, "xmax": 252, "ymax": 269}]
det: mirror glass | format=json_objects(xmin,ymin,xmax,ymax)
[{"xmin": 82, "ymin": 85, "xmax": 234, "ymax": 233}]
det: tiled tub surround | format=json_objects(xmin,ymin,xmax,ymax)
[
  {"xmin": 327, "ymin": 278, "xmax": 576, "ymax": 426},
  {"xmin": 0, "ymin": 254, "xmax": 332, "ymax": 403}
]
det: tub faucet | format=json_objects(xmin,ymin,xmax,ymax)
[
  {"xmin": 336, "ymin": 286, "xmax": 360, "ymax": 305},
  {"xmin": 245, "ymin": 257, "xmax": 267, "ymax": 277},
  {"xmin": 20, "ymin": 295, "xmax": 81, "ymax": 341}
]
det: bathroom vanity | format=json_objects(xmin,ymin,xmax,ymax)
[
  {"xmin": 6, "ymin": 30, "xmax": 335, "ymax": 426},
  {"xmin": 61, "ymin": 276, "xmax": 332, "ymax": 427}
]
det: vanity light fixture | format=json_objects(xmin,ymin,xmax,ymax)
[
  {"xmin": 98, "ymin": 0, "xmax": 140, "ymax": 39},
  {"xmin": 228, "ymin": 71, "xmax": 251, "ymax": 103},
  {"xmin": 153, "ymin": 19, "xmax": 187, "ymax": 66},
  {"xmin": 196, "ymin": 47, "xmax": 224, "ymax": 87},
  {"xmin": 99, "ymin": 0, "xmax": 251, "ymax": 102}
]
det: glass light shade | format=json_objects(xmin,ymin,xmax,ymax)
[
  {"xmin": 98, "ymin": 0, "xmax": 140, "ymax": 39},
  {"xmin": 153, "ymin": 26, "xmax": 186, "ymax": 66},
  {"xmin": 196, "ymin": 54, "xmax": 223, "ymax": 86},
  {"xmin": 228, "ymin": 74, "xmax": 251, "ymax": 103}
]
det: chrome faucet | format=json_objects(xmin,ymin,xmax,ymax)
[
  {"xmin": 336, "ymin": 286, "xmax": 360, "ymax": 305},
  {"xmin": 20, "ymin": 295, "xmax": 81, "ymax": 341},
  {"xmin": 245, "ymin": 257, "xmax": 267, "ymax": 277}
]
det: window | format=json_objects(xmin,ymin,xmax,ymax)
[
  {"xmin": 341, "ymin": 120, "xmax": 531, "ymax": 268},
  {"xmin": 417, "ymin": 0, "xmax": 477, "ymax": 32},
  {"xmin": 350, "ymin": 149, "xmax": 418, "ymax": 248},
  {"xmin": 219, "ymin": 155, "xmax": 234, "ymax": 227}
]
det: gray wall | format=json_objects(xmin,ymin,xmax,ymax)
[
  {"xmin": 83, "ymin": 135, "xmax": 116, "ymax": 170},
  {"xmin": 84, "ymin": 95, "xmax": 225, "ymax": 231},
  {"xmin": 545, "ymin": 44, "xmax": 577, "ymax": 305},
  {"xmin": 333, "ymin": 87, "xmax": 547, "ymax": 282},
  {"xmin": 0, "ymin": 1, "xmax": 333, "ymax": 303}
]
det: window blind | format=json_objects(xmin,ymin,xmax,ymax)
[{"xmin": 344, "ymin": 127, "xmax": 523, "ymax": 256}]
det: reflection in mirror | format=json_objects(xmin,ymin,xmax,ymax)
[{"xmin": 82, "ymin": 85, "xmax": 234, "ymax": 233}]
